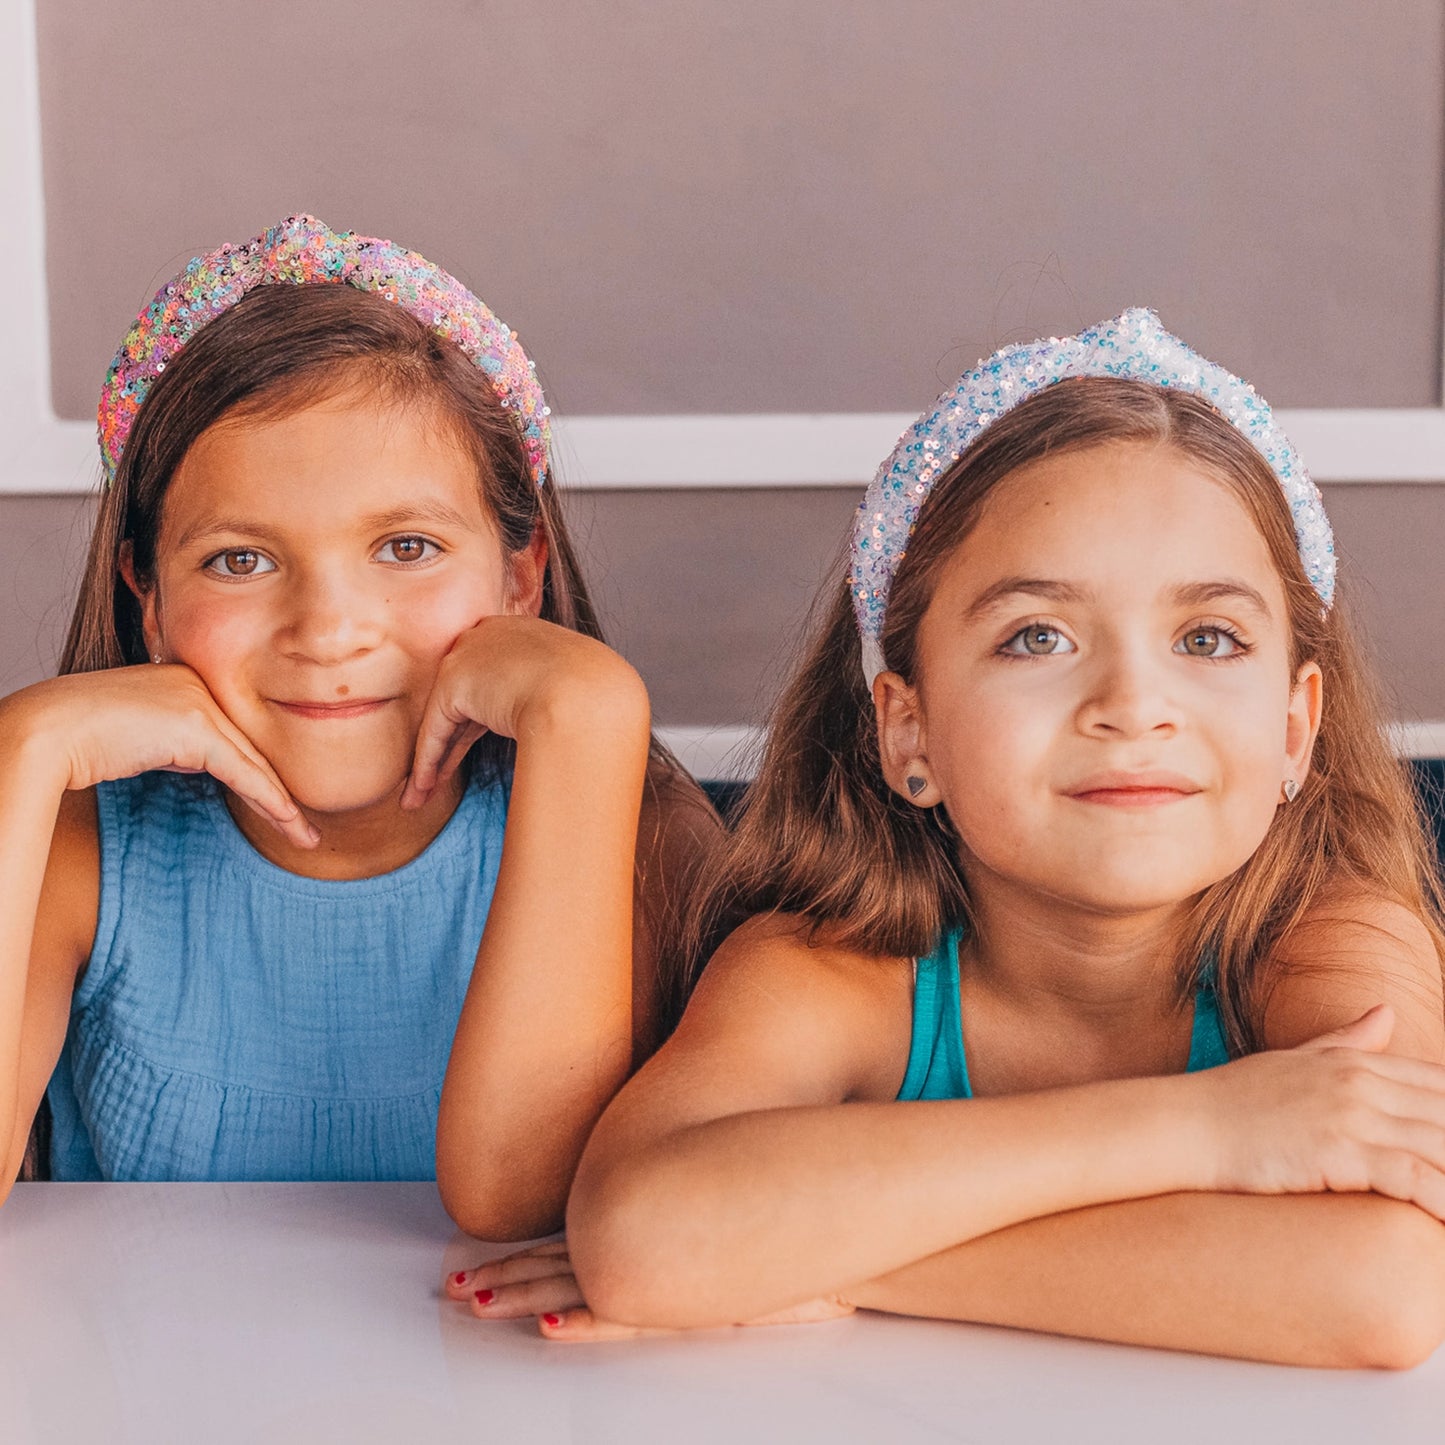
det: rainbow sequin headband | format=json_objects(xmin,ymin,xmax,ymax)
[
  {"xmin": 97, "ymin": 214, "xmax": 552, "ymax": 488},
  {"xmin": 850, "ymin": 308, "xmax": 1336, "ymax": 685}
]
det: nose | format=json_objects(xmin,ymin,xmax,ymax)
[
  {"xmin": 277, "ymin": 564, "xmax": 385, "ymax": 666},
  {"xmin": 1075, "ymin": 639, "xmax": 1182, "ymax": 741}
]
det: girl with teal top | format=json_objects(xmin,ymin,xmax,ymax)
[
  {"xmin": 472, "ymin": 313, "xmax": 1445, "ymax": 1364},
  {"xmin": 0, "ymin": 216, "xmax": 715, "ymax": 1240}
]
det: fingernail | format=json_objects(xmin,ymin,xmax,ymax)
[
  {"xmin": 474, "ymin": 1289, "xmax": 495, "ymax": 1306},
  {"xmin": 541, "ymin": 1313, "xmax": 562, "ymax": 1328},
  {"xmin": 452, "ymin": 1272, "xmax": 469, "ymax": 1287}
]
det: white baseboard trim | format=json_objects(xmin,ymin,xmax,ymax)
[{"xmin": 662, "ymin": 721, "xmax": 1445, "ymax": 782}]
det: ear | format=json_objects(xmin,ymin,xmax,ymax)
[
  {"xmin": 1284, "ymin": 659, "xmax": 1323, "ymax": 788},
  {"xmin": 874, "ymin": 670, "xmax": 943, "ymax": 808},
  {"xmin": 118, "ymin": 541, "xmax": 163, "ymax": 661},
  {"xmin": 506, "ymin": 528, "xmax": 549, "ymax": 618}
]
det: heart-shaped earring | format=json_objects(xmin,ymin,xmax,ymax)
[
  {"xmin": 906, "ymin": 774, "xmax": 927, "ymax": 799},
  {"xmin": 1282, "ymin": 778, "xmax": 1300, "ymax": 803}
]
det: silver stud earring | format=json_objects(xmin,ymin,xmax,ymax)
[
  {"xmin": 152, "ymin": 653, "xmax": 162, "ymax": 665},
  {"xmin": 906, "ymin": 773, "xmax": 928, "ymax": 800},
  {"xmin": 1282, "ymin": 778, "xmax": 1300, "ymax": 803}
]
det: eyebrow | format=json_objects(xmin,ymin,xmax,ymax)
[
  {"xmin": 172, "ymin": 500, "xmax": 479, "ymax": 552},
  {"xmin": 963, "ymin": 576, "xmax": 1276, "ymax": 620},
  {"xmin": 963, "ymin": 577, "xmax": 1088, "ymax": 620}
]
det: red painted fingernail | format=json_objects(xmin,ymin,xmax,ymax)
[
  {"xmin": 542, "ymin": 1313, "xmax": 562, "ymax": 1328},
  {"xmin": 453, "ymin": 1272, "xmax": 468, "ymax": 1286},
  {"xmin": 474, "ymin": 1289, "xmax": 495, "ymax": 1306}
]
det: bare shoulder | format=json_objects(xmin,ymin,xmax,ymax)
[
  {"xmin": 1265, "ymin": 882, "xmax": 1444, "ymax": 1060},
  {"xmin": 679, "ymin": 913, "xmax": 916, "ymax": 1102}
]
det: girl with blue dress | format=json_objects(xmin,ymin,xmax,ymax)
[{"xmin": 0, "ymin": 215, "xmax": 715, "ymax": 1241}]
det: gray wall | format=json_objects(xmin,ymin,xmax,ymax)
[{"xmin": 9, "ymin": 0, "xmax": 1445, "ymax": 728}]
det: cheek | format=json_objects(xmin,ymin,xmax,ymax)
[
  {"xmin": 388, "ymin": 572, "xmax": 510, "ymax": 657},
  {"xmin": 159, "ymin": 591, "xmax": 267, "ymax": 676}
]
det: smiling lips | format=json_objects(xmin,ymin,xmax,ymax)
[
  {"xmin": 1066, "ymin": 771, "xmax": 1203, "ymax": 807},
  {"xmin": 271, "ymin": 698, "xmax": 393, "ymax": 721}
]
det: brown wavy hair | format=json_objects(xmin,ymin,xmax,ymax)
[
  {"xmin": 670, "ymin": 377, "xmax": 1445, "ymax": 1049},
  {"xmin": 29, "ymin": 282, "xmax": 695, "ymax": 1177}
]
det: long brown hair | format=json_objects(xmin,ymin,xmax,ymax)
[{"xmin": 673, "ymin": 377, "xmax": 1445, "ymax": 1050}]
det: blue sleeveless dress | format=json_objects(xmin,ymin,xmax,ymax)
[
  {"xmin": 897, "ymin": 927, "xmax": 1230, "ymax": 1100},
  {"xmin": 45, "ymin": 768, "xmax": 509, "ymax": 1181}
]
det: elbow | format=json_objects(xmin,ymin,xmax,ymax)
[
  {"xmin": 1320, "ymin": 1201, "xmax": 1445, "ymax": 1371},
  {"xmin": 566, "ymin": 1152, "xmax": 700, "ymax": 1328},
  {"xmin": 437, "ymin": 1168, "xmax": 565, "ymax": 1244}
]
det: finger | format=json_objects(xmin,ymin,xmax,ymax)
[
  {"xmin": 430, "ymin": 722, "xmax": 486, "ymax": 793},
  {"xmin": 1297, "ymin": 1005, "xmax": 1395, "ymax": 1055},
  {"xmin": 1358, "ymin": 1146, "xmax": 1445, "ymax": 1222},
  {"xmin": 404, "ymin": 697, "xmax": 472, "ymax": 805},
  {"xmin": 459, "ymin": 1253, "xmax": 577, "ymax": 1291},
  {"xmin": 538, "ymin": 1307, "xmax": 669, "ymax": 1343},
  {"xmin": 198, "ymin": 726, "xmax": 319, "ymax": 848},
  {"xmin": 468, "ymin": 1274, "xmax": 586, "ymax": 1319},
  {"xmin": 445, "ymin": 1242, "xmax": 571, "ymax": 1296}
]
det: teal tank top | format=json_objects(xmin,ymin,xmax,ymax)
[
  {"xmin": 897, "ymin": 928, "xmax": 1230, "ymax": 1100},
  {"xmin": 45, "ymin": 767, "xmax": 509, "ymax": 1181}
]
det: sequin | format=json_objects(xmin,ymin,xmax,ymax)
[
  {"xmin": 850, "ymin": 308, "xmax": 1335, "ymax": 683},
  {"xmin": 97, "ymin": 215, "xmax": 551, "ymax": 489}
]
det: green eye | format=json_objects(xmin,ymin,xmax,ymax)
[
  {"xmin": 1177, "ymin": 627, "xmax": 1239, "ymax": 658},
  {"xmin": 1004, "ymin": 625, "xmax": 1074, "ymax": 656}
]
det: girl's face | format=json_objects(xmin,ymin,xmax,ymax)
[
  {"xmin": 877, "ymin": 440, "xmax": 1322, "ymax": 917},
  {"xmin": 135, "ymin": 385, "xmax": 541, "ymax": 816}
]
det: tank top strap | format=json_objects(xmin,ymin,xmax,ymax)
[
  {"xmin": 897, "ymin": 931, "xmax": 1231, "ymax": 1101},
  {"xmin": 1186, "ymin": 957, "xmax": 1231, "ymax": 1071},
  {"xmin": 897, "ymin": 927, "xmax": 972, "ymax": 1100}
]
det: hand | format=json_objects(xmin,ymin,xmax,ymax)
[
  {"xmin": 401, "ymin": 616, "xmax": 647, "ymax": 810},
  {"xmin": 444, "ymin": 1240, "xmax": 854, "ymax": 1341},
  {"xmin": 1205, "ymin": 1005, "xmax": 1445, "ymax": 1217},
  {"xmin": 5, "ymin": 666, "xmax": 317, "ymax": 849}
]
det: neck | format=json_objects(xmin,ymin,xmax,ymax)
[
  {"xmin": 959, "ymin": 863, "xmax": 1195, "ymax": 1025},
  {"xmin": 224, "ymin": 772, "xmax": 468, "ymax": 881}
]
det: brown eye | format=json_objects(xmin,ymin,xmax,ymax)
[
  {"xmin": 204, "ymin": 549, "xmax": 273, "ymax": 578},
  {"xmin": 378, "ymin": 536, "xmax": 437, "ymax": 564}
]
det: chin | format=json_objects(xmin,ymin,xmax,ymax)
[{"xmin": 280, "ymin": 769, "xmax": 410, "ymax": 817}]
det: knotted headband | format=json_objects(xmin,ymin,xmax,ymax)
[
  {"xmin": 850, "ymin": 308, "xmax": 1335, "ymax": 686},
  {"xmin": 97, "ymin": 214, "xmax": 552, "ymax": 488}
]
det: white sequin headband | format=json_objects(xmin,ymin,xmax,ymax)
[{"xmin": 850, "ymin": 308, "xmax": 1336, "ymax": 686}]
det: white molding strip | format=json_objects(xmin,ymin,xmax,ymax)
[
  {"xmin": 665, "ymin": 722, "xmax": 1445, "ymax": 781},
  {"xmin": 13, "ymin": 408, "xmax": 1445, "ymax": 498},
  {"xmin": 8, "ymin": 2, "xmax": 1445, "ymax": 496}
]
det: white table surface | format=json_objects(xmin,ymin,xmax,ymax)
[{"xmin": 2, "ymin": 1182, "xmax": 1442, "ymax": 1445}]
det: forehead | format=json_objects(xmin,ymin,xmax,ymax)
[
  {"xmin": 941, "ymin": 440, "xmax": 1284, "ymax": 610},
  {"xmin": 162, "ymin": 386, "xmax": 493, "ymax": 539}
]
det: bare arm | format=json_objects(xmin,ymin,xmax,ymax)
[
  {"xmin": 567, "ymin": 909, "xmax": 1445, "ymax": 1333},
  {"xmin": 851, "ymin": 1192, "xmax": 1445, "ymax": 1369},
  {"xmin": 434, "ymin": 620, "xmax": 688, "ymax": 1239},
  {"xmin": 849, "ymin": 894, "xmax": 1445, "ymax": 1369},
  {"xmin": 0, "ymin": 668, "xmax": 308, "ymax": 1199},
  {"xmin": 567, "ymin": 923, "xmax": 1228, "ymax": 1328}
]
